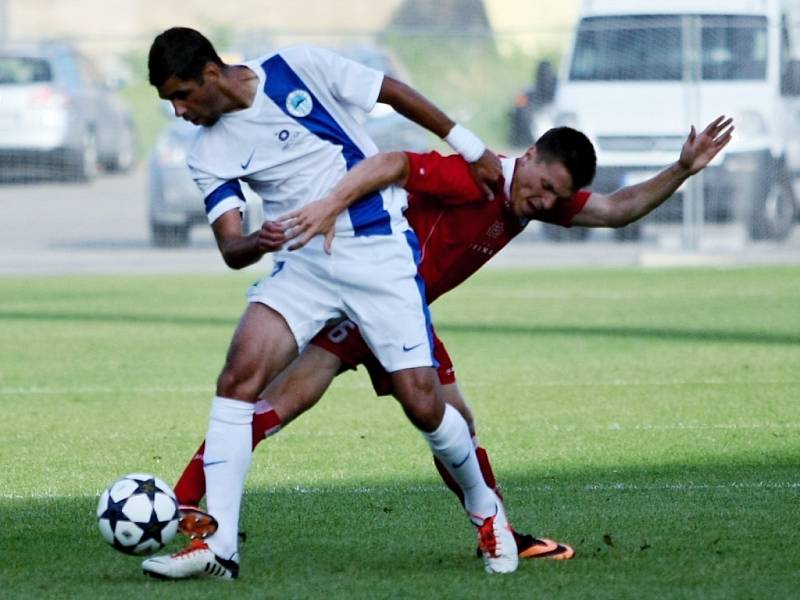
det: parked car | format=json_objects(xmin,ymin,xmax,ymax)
[
  {"xmin": 0, "ymin": 41, "xmax": 136, "ymax": 181},
  {"xmin": 147, "ymin": 118, "xmax": 205, "ymax": 246},
  {"xmin": 148, "ymin": 44, "xmax": 431, "ymax": 247}
]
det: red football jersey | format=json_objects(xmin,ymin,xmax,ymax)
[{"xmin": 403, "ymin": 151, "xmax": 591, "ymax": 302}]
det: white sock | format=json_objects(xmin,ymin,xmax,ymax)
[
  {"xmin": 422, "ymin": 404, "xmax": 497, "ymax": 522},
  {"xmin": 204, "ymin": 396, "xmax": 254, "ymax": 561}
]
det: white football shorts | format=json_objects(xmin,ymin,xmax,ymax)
[{"xmin": 247, "ymin": 230, "xmax": 435, "ymax": 373}]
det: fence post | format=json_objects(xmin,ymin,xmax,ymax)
[
  {"xmin": 0, "ymin": 0, "xmax": 8, "ymax": 43},
  {"xmin": 682, "ymin": 15, "xmax": 704, "ymax": 251}
]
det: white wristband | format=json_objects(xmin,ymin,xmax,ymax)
[{"xmin": 444, "ymin": 124, "xmax": 486, "ymax": 163}]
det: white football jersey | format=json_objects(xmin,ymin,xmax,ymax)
[{"xmin": 188, "ymin": 44, "xmax": 410, "ymax": 237}]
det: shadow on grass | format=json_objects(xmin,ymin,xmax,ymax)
[
  {"xmin": 1, "ymin": 458, "xmax": 797, "ymax": 598},
  {"xmin": 0, "ymin": 309, "xmax": 236, "ymax": 328},
  {"xmin": 1, "ymin": 308, "xmax": 798, "ymax": 346},
  {"xmin": 437, "ymin": 321, "xmax": 800, "ymax": 347}
]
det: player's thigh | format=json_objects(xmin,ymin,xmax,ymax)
[
  {"xmin": 218, "ymin": 303, "xmax": 299, "ymax": 400},
  {"xmin": 262, "ymin": 345, "xmax": 342, "ymax": 426},
  {"xmin": 247, "ymin": 247, "xmax": 343, "ymax": 350}
]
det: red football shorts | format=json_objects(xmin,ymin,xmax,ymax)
[{"xmin": 310, "ymin": 319, "xmax": 456, "ymax": 396}]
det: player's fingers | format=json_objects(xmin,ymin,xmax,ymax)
[
  {"xmin": 288, "ymin": 232, "xmax": 311, "ymax": 252},
  {"xmin": 276, "ymin": 215, "xmax": 303, "ymax": 231},
  {"xmin": 261, "ymin": 220, "xmax": 286, "ymax": 236},
  {"xmin": 717, "ymin": 126, "xmax": 735, "ymax": 147},
  {"xmin": 479, "ymin": 181, "xmax": 494, "ymax": 201},
  {"xmin": 258, "ymin": 232, "xmax": 284, "ymax": 251},
  {"xmin": 715, "ymin": 119, "xmax": 734, "ymax": 138},
  {"xmin": 263, "ymin": 219, "xmax": 287, "ymax": 232},
  {"xmin": 260, "ymin": 233, "xmax": 285, "ymax": 248},
  {"xmin": 705, "ymin": 115, "xmax": 725, "ymax": 132},
  {"xmin": 277, "ymin": 207, "xmax": 303, "ymax": 221},
  {"xmin": 283, "ymin": 226, "xmax": 301, "ymax": 242},
  {"xmin": 323, "ymin": 229, "xmax": 335, "ymax": 254}
]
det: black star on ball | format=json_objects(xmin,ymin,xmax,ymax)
[
  {"xmin": 134, "ymin": 501, "xmax": 172, "ymax": 547},
  {"xmin": 99, "ymin": 495, "xmax": 130, "ymax": 532},
  {"xmin": 130, "ymin": 477, "xmax": 159, "ymax": 501}
]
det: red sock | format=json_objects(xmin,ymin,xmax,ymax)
[
  {"xmin": 173, "ymin": 441, "xmax": 206, "ymax": 506},
  {"xmin": 172, "ymin": 406, "xmax": 283, "ymax": 506},
  {"xmin": 433, "ymin": 445, "xmax": 502, "ymax": 510}
]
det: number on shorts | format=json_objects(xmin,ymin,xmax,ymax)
[{"xmin": 327, "ymin": 319, "xmax": 357, "ymax": 343}]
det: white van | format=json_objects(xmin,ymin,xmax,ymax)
[{"xmin": 550, "ymin": 0, "xmax": 800, "ymax": 240}]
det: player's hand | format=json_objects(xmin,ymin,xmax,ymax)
[
  {"xmin": 469, "ymin": 149, "xmax": 502, "ymax": 200},
  {"xmin": 256, "ymin": 220, "xmax": 288, "ymax": 253},
  {"xmin": 678, "ymin": 115, "xmax": 734, "ymax": 175},
  {"xmin": 278, "ymin": 197, "xmax": 339, "ymax": 254}
]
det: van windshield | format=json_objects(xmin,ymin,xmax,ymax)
[{"xmin": 569, "ymin": 15, "xmax": 768, "ymax": 81}]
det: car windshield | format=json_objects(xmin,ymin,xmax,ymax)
[
  {"xmin": 0, "ymin": 56, "xmax": 52, "ymax": 85},
  {"xmin": 569, "ymin": 15, "xmax": 768, "ymax": 81}
]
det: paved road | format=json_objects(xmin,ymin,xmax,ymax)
[
  {"xmin": 1, "ymin": 166, "xmax": 799, "ymax": 276},
  {"xmin": 0, "ymin": 167, "xmax": 231, "ymax": 276}
]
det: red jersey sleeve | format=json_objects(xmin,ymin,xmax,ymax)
[
  {"xmin": 535, "ymin": 190, "xmax": 592, "ymax": 227},
  {"xmin": 404, "ymin": 151, "xmax": 485, "ymax": 206}
]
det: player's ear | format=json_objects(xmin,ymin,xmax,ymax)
[
  {"xmin": 202, "ymin": 61, "xmax": 222, "ymax": 83},
  {"xmin": 523, "ymin": 145, "xmax": 538, "ymax": 161}
]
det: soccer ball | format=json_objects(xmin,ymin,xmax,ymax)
[{"xmin": 96, "ymin": 473, "xmax": 180, "ymax": 555}]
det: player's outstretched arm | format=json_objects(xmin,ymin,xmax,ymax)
[
  {"xmin": 212, "ymin": 210, "xmax": 287, "ymax": 269},
  {"xmin": 280, "ymin": 152, "xmax": 411, "ymax": 252},
  {"xmin": 572, "ymin": 115, "xmax": 734, "ymax": 228}
]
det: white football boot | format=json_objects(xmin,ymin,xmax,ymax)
[
  {"xmin": 474, "ymin": 495, "xmax": 519, "ymax": 574},
  {"xmin": 142, "ymin": 539, "xmax": 239, "ymax": 580}
]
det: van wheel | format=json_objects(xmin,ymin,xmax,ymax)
[{"xmin": 749, "ymin": 160, "xmax": 796, "ymax": 240}]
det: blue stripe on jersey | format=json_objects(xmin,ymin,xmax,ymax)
[
  {"xmin": 403, "ymin": 229, "xmax": 438, "ymax": 368},
  {"xmin": 204, "ymin": 180, "xmax": 245, "ymax": 214},
  {"xmin": 262, "ymin": 54, "xmax": 391, "ymax": 236}
]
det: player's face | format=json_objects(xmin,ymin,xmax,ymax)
[
  {"xmin": 509, "ymin": 147, "xmax": 575, "ymax": 219},
  {"xmin": 158, "ymin": 66, "xmax": 224, "ymax": 127}
]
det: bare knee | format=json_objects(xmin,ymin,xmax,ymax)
[
  {"xmin": 392, "ymin": 368, "xmax": 443, "ymax": 432},
  {"xmin": 216, "ymin": 365, "xmax": 260, "ymax": 401},
  {"xmin": 440, "ymin": 383, "xmax": 475, "ymax": 435},
  {"xmin": 216, "ymin": 304, "xmax": 298, "ymax": 401}
]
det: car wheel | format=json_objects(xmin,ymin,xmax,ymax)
[
  {"xmin": 107, "ymin": 123, "xmax": 136, "ymax": 172},
  {"xmin": 749, "ymin": 160, "xmax": 796, "ymax": 240},
  {"xmin": 541, "ymin": 223, "xmax": 589, "ymax": 242},
  {"xmin": 151, "ymin": 223, "xmax": 190, "ymax": 247},
  {"xmin": 69, "ymin": 129, "xmax": 99, "ymax": 181}
]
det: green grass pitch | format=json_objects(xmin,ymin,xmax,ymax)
[{"xmin": 0, "ymin": 266, "xmax": 798, "ymax": 599}]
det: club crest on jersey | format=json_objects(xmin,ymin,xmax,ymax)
[
  {"xmin": 286, "ymin": 90, "xmax": 313, "ymax": 117},
  {"xmin": 487, "ymin": 221, "xmax": 505, "ymax": 239}
]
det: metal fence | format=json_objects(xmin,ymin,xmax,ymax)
[{"xmin": 1, "ymin": 13, "xmax": 799, "ymax": 263}]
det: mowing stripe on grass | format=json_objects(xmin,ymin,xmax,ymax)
[
  {"xmin": 2, "ymin": 379, "xmax": 797, "ymax": 396},
  {"xmin": 3, "ymin": 480, "xmax": 798, "ymax": 500}
]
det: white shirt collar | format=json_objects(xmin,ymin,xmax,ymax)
[{"xmin": 500, "ymin": 156, "xmax": 516, "ymax": 198}]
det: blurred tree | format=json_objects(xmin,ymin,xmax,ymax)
[{"xmin": 388, "ymin": 0, "xmax": 491, "ymax": 33}]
